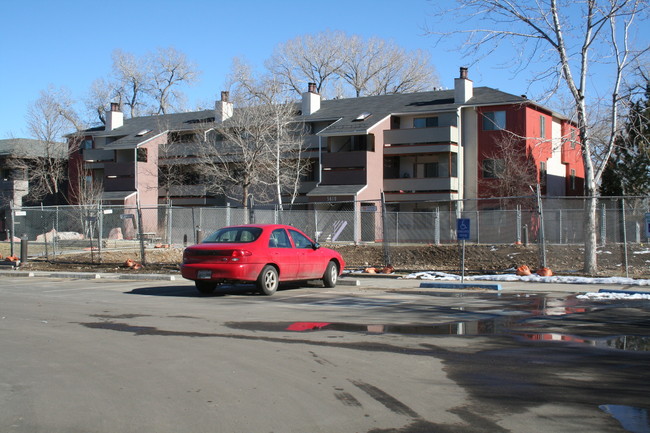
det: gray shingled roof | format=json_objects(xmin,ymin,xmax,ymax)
[
  {"xmin": 79, "ymin": 86, "xmax": 534, "ymax": 145},
  {"xmin": 305, "ymin": 87, "xmax": 527, "ymax": 136},
  {"xmin": 88, "ymin": 110, "xmax": 217, "ymax": 149},
  {"xmin": 101, "ymin": 191, "xmax": 137, "ymax": 201},
  {"xmin": 307, "ymin": 184, "xmax": 367, "ymax": 197},
  {"xmin": 0, "ymin": 138, "xmax": 67, "ymax": 158}
]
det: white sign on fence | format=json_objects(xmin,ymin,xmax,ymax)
[{"xmin": 14, "ymin": 211, "xmax": 26, "ymax": 216}]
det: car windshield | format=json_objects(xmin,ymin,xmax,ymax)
[{"xmin": 202, "ymin": 227, "xmax": 263, "ymax": 243}]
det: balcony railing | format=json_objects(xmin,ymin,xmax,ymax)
[
  {"xmin": 383, "ymin": 126, "xmax": 458, "ymax": 145},
  {"xmin": 384, "ymin": 143, "xmax": 458, "ymax": 156},
  {"xmin": 322, "ymin": 151, "xmax": 368, "ymax": 168},
  {"xmin": 383, "ymin": 177, "xmax": 459, "ymax": 192},
  {"xmin": 83, "ymin": 149, "xmax": 114, "ymax": 162},
  {"xmin": 105, "ymin": 163, "xmax": 135, "ymax": 177}
]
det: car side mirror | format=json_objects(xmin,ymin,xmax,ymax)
[{"xmin": 312, "ymin": 242, "xmax": 321, "ymax": 250}]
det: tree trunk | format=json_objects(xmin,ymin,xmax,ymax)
[
  {"xmin": 584, "ymin": 193, "xmax": 598, "ymax": 274},
  {"xmin": 582, "ymin": 140, "xmax": 598, "ymax": 274}
]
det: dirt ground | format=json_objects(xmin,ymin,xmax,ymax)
[{"xmin": 11, "ymin": 242, "xmax": 650, "ymax": 278}]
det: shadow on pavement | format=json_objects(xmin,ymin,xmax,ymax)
[{"xmin": 125, "ymin": 283, "xmax": 307, "ymax": 297}]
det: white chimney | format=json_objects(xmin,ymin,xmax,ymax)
[
  {"xmin": 301, "ymin": 82, "xmax": 320, "ymax": 115},
  {"xmin": 106, "ymin": 102, "xmax": 123, "ymax": 131},
  {"xmin": 215, "ymin": 91, "xmax": 234, "ymax": 122},
  {"xmin": 454, "ymin": 67, "xmax": 473, "ymax": 104}
]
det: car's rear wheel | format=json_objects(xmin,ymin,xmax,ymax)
[
  {"xmin": 257, "ymin": 265, "xmax": 279, "ymax": 295},
  {"xmin": 323, "ymin": 261, "xmax": 338, "ymax": 288},
  {"xmin": 195, "ymin": 281, "xmax": 217, "ymax": 295}
]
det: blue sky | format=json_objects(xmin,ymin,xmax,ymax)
[{"xmin": 2, "ymin": 0, "xmax": 646, "ymax": 139}]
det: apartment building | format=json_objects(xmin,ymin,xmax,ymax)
[{"xmin": 67, "ymin": 68, "xmax": 585, "ymax": 214}]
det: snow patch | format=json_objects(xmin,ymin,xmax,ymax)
[
  {"xmin": 404, "ymin": 271, "xmax": 650, "ymax": 286},
  {"xmin": 577, "ymin": 292, "xmax": 650, "ymax": 300}
]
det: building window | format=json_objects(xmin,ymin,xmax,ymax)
[
  {"xmin": 540, "ymin": 161, "xmax": 547, "ymax": 184},
  {"xmin": 482, "ymin": 158, "xmax": 504, "ymax": 178},
  {"xmin": 417, "ymin": 162, "xmax": 439, "ymax": 178},
  {"xmin": 482, "ymin": 111, "xmax": 506, "ymax": 131},
  {"xmin": 353, "ymin": 112, "xmax": 372, "ymax": 122},
  {"xmin": 451, "ymin": 153, "xmax": 457, "ymax": 177},
  {"xmin": 570, "ymin": 129, "xmax": 577, "ymax": 149},
  {"xmin": 137, "ymin": 148, "xmax": 148, "ymax": 162},
  {"xmin": 82, "ymin": 139, "xmax": 93, "ymax": 149},
  {"xmin": 570, "ymin": 169, "xmax": 576, "ymax": 189},
  {"xmin": 413, "ymin": 117, "xmax": 438, "ymax": 128},
  {"xmin": 540, "ymin": 116, "xmax": 546, "ymax": 138}
]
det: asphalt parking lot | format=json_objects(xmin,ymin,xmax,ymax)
[{"xmin": 1, "ymin": 272, "xmax": 649, "ymax": 433}]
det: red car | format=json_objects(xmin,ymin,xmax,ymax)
[{"xmin": 181, "ymin": 224, "xmax": 345, "ymax": 295}]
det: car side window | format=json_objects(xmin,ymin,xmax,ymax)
[
  {"xmin": 269, "ymin": 229, "xmax": 291, "ymax": 248},
  {"xmin": 289, "ymin": 229, "xmax": 313, "ymax": 249}
]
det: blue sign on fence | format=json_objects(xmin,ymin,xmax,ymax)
[{"xmin": 457, "ymin": 218, "xmax": 470, "ymax": 240}]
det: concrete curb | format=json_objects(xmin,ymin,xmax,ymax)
[
  {"xmin": 419, "ymin": 282, "xmax": 502, "ymax": 291},
  {"xmin": 338, "ymin": 278, "xmax": 361, "ymax": 286},
  {"xmin": 0, "ymin": 270, "xmax": 361, "ymax": 285},
  {"xmin": 598, "ymin": 288, "xmax": 650, "ymax": 295},
  {"xmin": 0, "ymin": 270, "xmax": 178, "ymax": 281}
]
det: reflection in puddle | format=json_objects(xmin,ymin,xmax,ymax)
[
  {"xmin": 282, "ymin": 318, "xmax": 509, "ymax": 336},
  {"xmin": 600, "ymin": 405, "xmax": 650, "ymax": 433},
  {"xmin": 515, "ymin": 333, "xmax": 650, "ymax": 351},
  {"xmin": 276, "ymin": 321, "xmax": 650, "ymax": 352}
]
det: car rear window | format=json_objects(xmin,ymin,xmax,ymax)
[{"xmin": 202, "ymin": 227, "xmax": 263, "ymax": 243}]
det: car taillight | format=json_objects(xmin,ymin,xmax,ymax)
[{"xmin": 231, "ymin": 250, "xmax": 252, "ymax": 262}]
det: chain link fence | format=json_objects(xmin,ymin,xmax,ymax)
[{"xmin": 1, "ymin": 196, "xmax": 648, "ymax": 264}]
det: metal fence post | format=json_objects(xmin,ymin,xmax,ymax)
[
  {"xmin": 434, "ymin": 207, "xmax": 440, "ymax": 245},
  {"xmin": 536, "ymin": 184, "xmax": 547, "ymax": 268},
  {"xmin": 98, "ymin": 203, "xmax": 103, "ymax": 262},
  {"xmin": 9, "ymin": 200, "xmax": 15, "ymax": 257},
  {"xmin": 600, "ymin": 204, "xmax": 607, "ymax": 246},
  {"xmin": 622, "ymin": 197, "xmax": 629, "ymax": 278},
  {"xmin": 516, "ymin": 205, "xmax": 521, "ymax": 244},
  {"xmin": 524, "ymin": 224, "xmax": 529, "ymax": 247},
  {"xmin": 136, "ymin": 200, "xmax": 146, "ymax": 266},
  {"xmin": 354, "ymin": 200, "xmax": 360, "ymax": 244},
  {"xmin": 395, "ymin": 212, "xmax": 399, "ymax": 245},
  {"xmin": 20, "ymin": 234, "xmax": 28, "ymax": 263}
]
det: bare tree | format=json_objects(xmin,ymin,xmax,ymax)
[
  {"xmin": 266, "ymin": 31, "xmax": 439, "ymax": 98},
  {"xmin": 68, "ymin": 161, "xmax": 104, "ymax": 207},
  {"xmin": 21, "ymin": 86, "xmax": 82, "ymax": 203},
  {"xmin": 149, "ymin": 47, "xmax": 200, "ymax": 114},
  {"xmin": 228, "ymin": 60, "xmax": 310, "ymax": 208},
  {"xmin": 430, "ymin": 0, "xmax": 649, "ymax": 274},
  {"xmin": 266, "ymin": 30, "xmax": 346, "ymax": 97},
  {"xmin": 368, "ymin": 48, "xmax": 439, "ymax": 95},
  {"xmin": 84, "ymin": 78, "xmax": 118, "ymax": 126},
  {"xmin": 111, "ymin": 49, "xmax": 151, "ymax": 118},
  {"xmin": 480, "ymin": 134, "xmax": 539, "ymax": 211},
  {"xmin": 341, "ymin": 36, "xmax": 439, "ymax": 96},
  {"xmin": 195, "ymin": 105, "xmax": 275, "ymax": 210}
]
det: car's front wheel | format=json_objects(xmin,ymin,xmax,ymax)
[
  {"xmin": 257, "ymin": 265, "xmax": 279, "ymax": 295},
  {"xmin": 195, "ymin": 281, "xmax": 217, "ymax": 295},
  {"xmin": 323, "ymin": 261, "xmax": 338, "ymax": 288}
]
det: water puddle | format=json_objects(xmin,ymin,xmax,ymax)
[
  {"xmin": 226, "ymin": 320, "xmax": 650, "ymax": 351},
  {"xmin": 600, "ymin": 405, "xmax": 650, "ymax": 433},
  {"xmin": 515, "ymin": 333, "xmax": 650, "ymax": 351}
]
